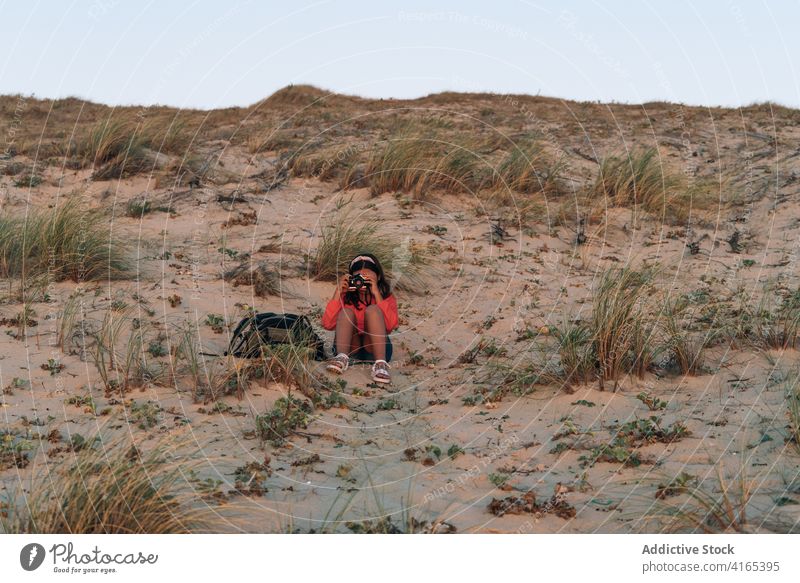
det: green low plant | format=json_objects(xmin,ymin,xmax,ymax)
[
  {"xmin": 13, "ymin": 173, "xmax": 42, "ymax": 188},
  {"xmin": 41, "ymin": 359, "xmax": 65, "ymax": 376},
  {"xmin": 447, "ymin": 444, "xmax": 464, "ymax": 459},
  {"xmin": 723, "ymin": 283, "xmax": 800, "ymax": 349},
  {"xmin": 65, "ymin": 394, "xmax": 95, "ymax": 413},
  {"xmin": 255, "ymin": 396, "xmax": 312, "ymax": 446},
  {"xmin": 231, "ymin": 461, "xmax": 271, "ymax": 496},
  {"xmin": 147, "ymin": 340, "xmax": 167, "ymax": 358},
  {"xmin": 580, "ymin": 444, "xmax": 642, "ymax": 468},
  {"xmin": 125, "ymin": 199, "xmax": 153, "ymax": 218},
  {"xmin": 612, "ymin": 416, "xmax": 690, "ymax": 445},
  {"xmin": 0, "ymin": 432, "xmax": 33, "ymax": 470},
  {"xmin": 655, "ymin": 472, "xmax": 697, "ymax": 499},
  {"xmin": 636, "ymin": 392, "xmax": 667, "ymax": 411},
  {"xmin": 376, "ymin": 398, "xmax": 399, "ymax": 411},
  {"xmin": 205, "ymin": 313, "xmax": 225, "ymax": 333},
  {"xmin": 127, "ymin": 400, "xmax": 162, "ymax": 430},
  {"xmin": 489, "ymin": 472, "xmax": 510, "ymax": 487}
]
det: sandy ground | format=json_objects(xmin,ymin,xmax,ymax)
[{"xmin": 2, "ymin": 92, "xmax": 800, "ymax": 533}]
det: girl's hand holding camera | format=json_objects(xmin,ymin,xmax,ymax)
[
  {"xmin": 335, "ymin": 275, "xmax": 350, "ymax": 298},
  {"xmin": 333, "ymin": 272, "xmax": 382, "ymax": 302},
  {"xmin": 359, "ymin": 271, "xmax": 382, "ymax": 301}
]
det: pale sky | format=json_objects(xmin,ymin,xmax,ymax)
[{"xmin": 1, "ymin": 0, "xmax": 798, "ymax": 109}]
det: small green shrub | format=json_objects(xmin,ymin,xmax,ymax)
[
  {"xmin": 488, "ymin": 472, "xmax": 510, "ymax": 487},
  {"xmin": 447, "ymin": 444, "xmax": 464, "ymax": 459},
  {"xmin": 0, "ymin": 433, "xmax": 33, "ymax": 470},
  {"xmin": 41, "ymin": 359, "xmax": 65, "ymax": 376},
  {"xmin": 612, "ymin": 416, "xmax": 690, "ymax": 445},
  {"xmin": 376, "ymin": 398, "xmax": 399, "ymax": 411},
  {"xmin": 13, "ymin": 174, "xmax": 42, "ymax": 188},
  {"xmin": 232, "ymin": 461, "xmax": 271, "ymax": 496},
  {"xmin": 205, "ymin": 313, "xmax": 225, "ymax": 333},
  {"xmin": 636, "ymin": 392, "xmax": 667, "ymax": 411},
  {"xmin": 147, "ymin": 340, "xmax": 167, "ymax": 358},
  {"xmin": 128, "ymin": 400, "xmax": 163, "ymax": 430},
  {"xmin": 125, "ymin": 199, "xmax": 152, "ymax": 218},
  {"xmin": 580, "ymin": 444, "xmax": 642, "ymax": 468},
  {"xmin": 65, "ymin": 394, "xmax": 95, "ymax": 413},
  {"xmin": 255, "ymin": 396, "xmax": 312, "ymax": 446}
]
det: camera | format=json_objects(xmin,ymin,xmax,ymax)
[{"xmin": 348, "ymin": 274, "xmax": 369, "ymax": 291}]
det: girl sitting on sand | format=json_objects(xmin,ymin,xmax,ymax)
[{"xmin": 321, "ymin": 253, "xmax": 398, "ymax": 384}]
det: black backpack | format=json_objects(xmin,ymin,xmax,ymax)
[{"xmin": 226, "ymin": 312, "xmax": 326, "ymax": 360}]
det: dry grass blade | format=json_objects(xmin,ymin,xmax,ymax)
[
  {"xmin": 88, "ymin": 308, "xmax": 169, "ymax": 395},
  {"xmin": 309, "ymin": 208, "xmax": 431, "ymax": 292},
  {"xmin": 78, "ymin": 119, "xmax": 152, "ymax": 179},
  {"xmin": 591, "ymin": 267, "xmax": 655, "ymax": 388},
  {"xmin": 530, "ymin": 267, "xmax": 660, "ymax": 391},
  {"xmin": 223, "ymin": 260, "xmax": 282, "ymax": 298},
  {"xmin": 174, "ymin": 321, "xmax": 209, "ymax": 402},
  {"xmin": 57, "ymin": 292, "xmax": 86, "ymax": 354},
  {"xmin": 288, "ymin": 145, "xmax": 360, "ymax": 182},
  {"xmin": 0, "ymin": 433, "xmax": 219, "ymax": 534},
  {"xmin": 365, "ymin": 127, "xmax": 488, "ymax": 198},
  {"xmin": 70, "ymin": 115, "xmax": 192, "ymax": 179},
  {"xmin": 725, "ymin": 282, "xmax": 800, "ymax": 350},
  {"xmin": 661, "ymin": 295, "xmax": 717, "ymax": 375},
  {"xmin": 211, "ymin": 343, "xmax": 315, "ymax": 401},
  {"xmin": 643, "ymin": 463, "xmax": 795, "ymax": 533},
  {"xmin": 90, "ymin": 308, "xmax": 132, "ymax": 394},
  {"xmin": 591, "ymin": 148, "xmax": 680, "ymax": 219},
  {"xmin": 784, "ymin": 367, "xmax": 800, "ymax": 455},
  {"xmin": 553, "ymin": 319, "xmax": 596, "ymax": 387},
  {"xmin": 0, "ymin": 197, "xmax": 131, "ymax": 281},
  {"xmin": 366, "ymin": 134, "xmax": 438, "ymax": 198},
  {"xmin": 490, "ymin": 139, "xmax": 565, "ymax": 195}
]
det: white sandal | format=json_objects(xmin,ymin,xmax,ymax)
[
  {"xmin": 326, "ymin": 353, "xmax": 349, "ymax": 374},
  {"xmin": 371, "ymin": 360, "xmax": 391, "ymax": 384}
]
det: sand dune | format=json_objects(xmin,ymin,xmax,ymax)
[{"xmin": 1, "ymin": 87, "xmax": 799, "ymax": 533}]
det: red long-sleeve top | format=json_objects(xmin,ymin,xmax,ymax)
[{"xmin": 322, "ymin": 293, "xmax": 399, "ymax": 334}]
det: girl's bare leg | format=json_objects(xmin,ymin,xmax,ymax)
[
  {"xmin": 349, "ymin": 333, "xmax": 363, "ymax": 355},
  {"xmin": 363, "ymin": 305, "xmax": 387, "ymax": 361},
  {"xmin": 334, "ymin": 308, "xmax": 357, "ymax": 355}
]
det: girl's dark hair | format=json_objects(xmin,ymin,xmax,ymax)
[{"xmin": 348, "ymin": 253, "xmax": 391, "ymax": 299}]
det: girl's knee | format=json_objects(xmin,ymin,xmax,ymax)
[
  {"xmin": 364, "ymin": 305, "xmax": 386, "ymax": 331},
  {"xmin": 338, "ymin": 307, "xmax": 357, "ymax": 324}
]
